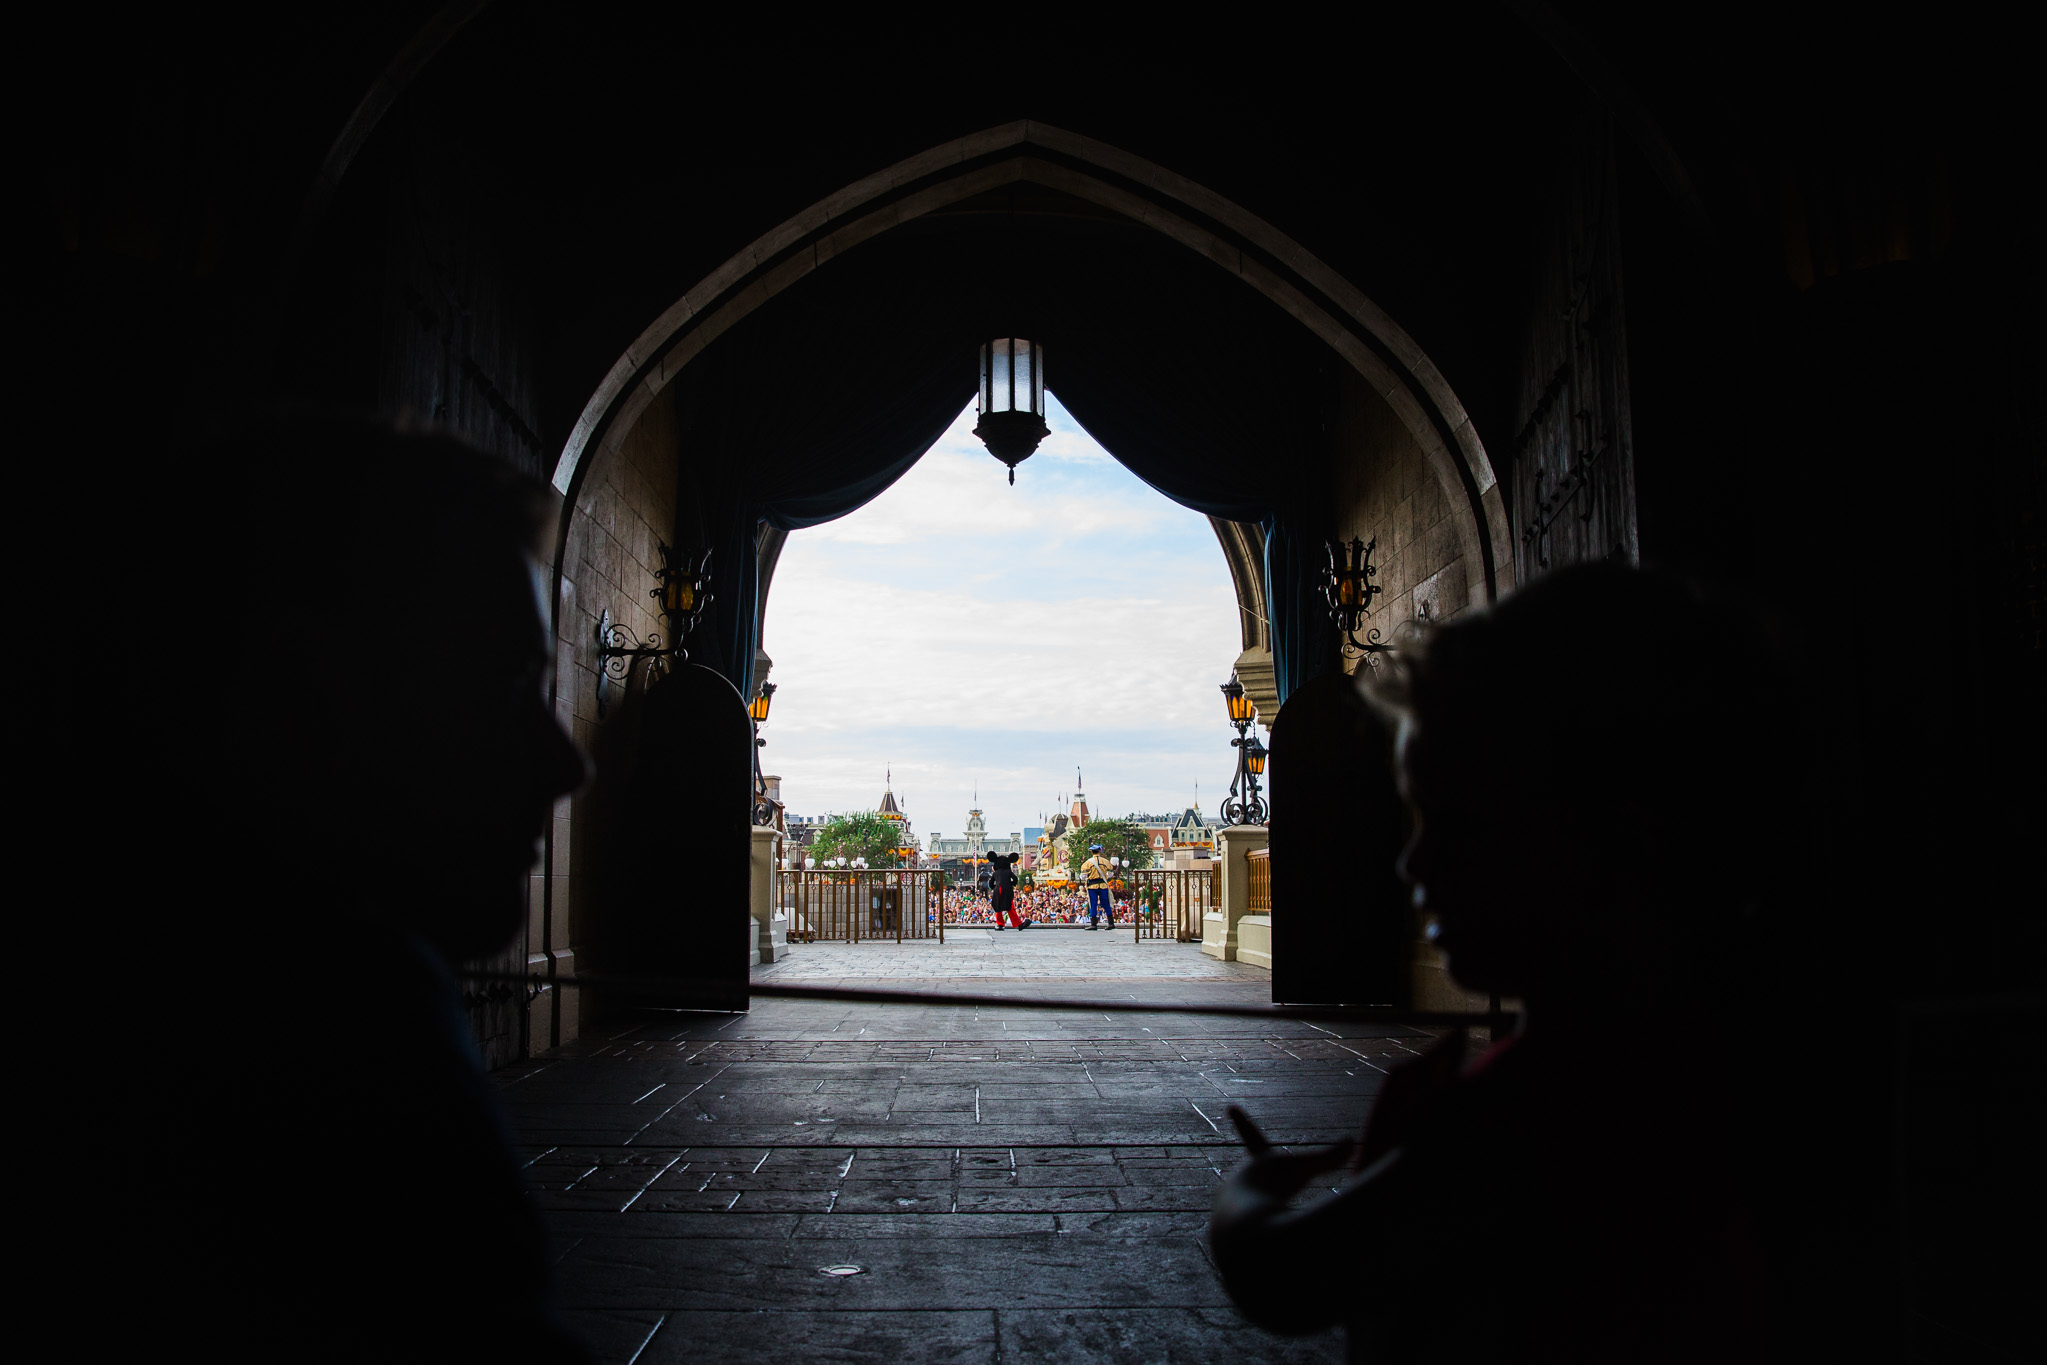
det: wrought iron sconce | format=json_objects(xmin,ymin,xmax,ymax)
[
  {"xmin": 595, "ymin": 541, "xmax": 713, "ymax": 717},
  {"xmin": 750, "ymin": 681, "xmax": 777, "ymax": 826},
  {"xmin": 1218, "ymin": 675, "xmax": 1269, "ymax": 826},
  {"xmin": 1321, "ymin": 535, "xmax": 1390, "ymax": 661}
]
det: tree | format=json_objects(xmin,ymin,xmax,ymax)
[
  {"xmin": 1068, "ymin": 819, "xmax": 1155, "ymax": 874},
  {"xmin": 811, "ymin": 811, "xmax": 909, "ymax": 868}
]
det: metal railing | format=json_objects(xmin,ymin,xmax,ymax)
[
  {"xmin": 1128, "ymin": 868, "xmax": 1216, "ymax": 943},
  {"xmin": 1246, "ymin": 847, "xmax": 1271, "ymax": 917},
  {"xmin": 779, "ymin": 870, "xmax": 946, "ymax": 944}
]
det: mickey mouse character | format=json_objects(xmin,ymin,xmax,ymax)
[{"xmin": 988, "ymin": 852, "xmax": 1027, "ymax": 930}]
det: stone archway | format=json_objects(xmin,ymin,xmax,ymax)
[
  {"xmin": 549, "ymin": 121, "xmax": 1511, "ymax": 615},
  {"xmin": 541, "ymin": 122, "xmax": 1518, "ymax": 1046}
]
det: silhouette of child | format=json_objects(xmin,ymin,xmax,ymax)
[{"xmin": 1210, "ymin": 564, "xmax": 1771, "ymax": 1363}]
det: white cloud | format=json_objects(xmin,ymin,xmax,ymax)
[{"xmin": 760, "ymin": 394, "xmax": 1250, "ymax": 836}]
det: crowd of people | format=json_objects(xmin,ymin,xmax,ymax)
[{"xmin": 946, "ymin": 886, "xmax": 1135, "ymax": 926}]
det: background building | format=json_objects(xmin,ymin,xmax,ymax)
[
  {"xmin": 875, "ymin": 782, "xmax": 923, "ymax": 864},
  {"xmin": 928, "ymin": 806, "xmax": 1025, "ymax": 861},
  {"xmin": 780, "ymin": 778, "xmax": 926, "ymax": 867}
]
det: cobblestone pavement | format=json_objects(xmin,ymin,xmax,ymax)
[{"xmin": 503, "ymin": 937, "xmax": 1439, "ymax": 1363}]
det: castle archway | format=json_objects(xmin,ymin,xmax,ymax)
[
  {"xmin": 549, "ymin": 121, "xmax": 1512, "ymax": 667},
  {"xmin": 546, "ymin": 122, "xmax": 1515, "ymax": 1033}
]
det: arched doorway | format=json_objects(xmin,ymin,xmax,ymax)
[
  {"xmin": 544, "ymin": 124, "xmax": 1509, "ymax": 1042},
  {"xmin": 550, "ymin": 122, "xmax": 1508, "ymax": 617}
]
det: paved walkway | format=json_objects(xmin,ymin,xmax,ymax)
[
  {"xmin": 755, "ymin": 926, "xmax": 1273, "ymax": 982},
  {"xmin": 500, "ymin": 936, "xmax": 1438, "ymax": 1362}
]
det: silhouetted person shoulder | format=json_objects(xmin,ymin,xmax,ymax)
[
  {"xmin": 1211, "ymin": 564, "xmax": 1776, "ymax": 1363},
  {"xmin": 120, "ymin": 417, "xmax": 591, "ymax": 1361}
]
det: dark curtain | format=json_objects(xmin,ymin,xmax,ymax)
[
  {"xmin": 667, "ymin": 210, "xmax": 1342, "ymax": 703},
  {"xmin": 671, "ymin": 242, "xmax": 986, "ymax": 692},
  {"xmin": 1043, "ymin": 227, "xmax": 1342, "ymax": 703},
  {"xmin": 1047, "ymin": 368, "xmax": 1338, "ymax": 704}
]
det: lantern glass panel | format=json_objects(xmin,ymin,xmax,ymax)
[{"xmin": 979, "ymin": 339, "xmax": 1044, "ymax": 418}]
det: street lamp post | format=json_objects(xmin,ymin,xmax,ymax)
[{"xmin": 1218, "ymin": 675, "xmax": 1269, "ymax": 826}]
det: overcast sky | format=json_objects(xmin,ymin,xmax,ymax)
[{"xmin": 762, "ymin": 393, "xmax": 1247, "ymax": 843}]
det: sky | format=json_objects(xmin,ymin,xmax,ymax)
[{"xmin": 762, "ymin": 392, "xmax": 1247, "ymax": 845}]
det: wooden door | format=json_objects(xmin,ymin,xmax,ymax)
[
  {"xmin": 600, "ymin": 661, "xmax": 755, "ymax": 1013},
  {"xmin": 1268, "ymin": 671, "xmax": 1409, "ymax": 1006}
]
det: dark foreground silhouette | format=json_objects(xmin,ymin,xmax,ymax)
[
  {"xmin": 1211, "ymin": 565, "xmax": 1772, "ymax": 1363},
  {"xmin": 124, "ymin": 419, "xmax": 591, "ymax": 1361}
]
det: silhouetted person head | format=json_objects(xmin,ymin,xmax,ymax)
[
  {"xmin": 148, "ymin": 415, "xmax": 587, "ymax": 964},
  {"xmin": 1378, "ymin": 563, "xmax": 1776, "ymax": 1013},
  {"xmin": 1210, "ymin": 565, "xmax": 1776, "ymax": 1365},
  {"xmin": 121, "ymin": 415, "xmax": 594, "ymax": 1360}
]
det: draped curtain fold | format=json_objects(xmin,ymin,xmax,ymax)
[
  {"xmin": 672, "ymin": 253, "xmax": 984, "ymax": 692},
  {"xmin": 1048, "ymin": 344, "xmax": 1338, "ymax": 704},
  {"xmin": 665, "ymin": 217, "xmax": 1339, "ymax": 705}
]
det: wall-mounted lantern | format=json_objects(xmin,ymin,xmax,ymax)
[
  {"xmin": 974, "ymin": 338, "xmax": 1049, "ymax": 485},
  {"xmin": 655, "ymin": 542, "xmax": 714, "ymax": 631},
  {"xmin": 1320, "ymin": 535, "xmax": 1390, "ymax": 661},
  {"xmin": 1218, "ymin": 673, "xmax": 1268, "ymax": 826},
  {"xmin": 596, "ymin": 542, "xmax": 713, "ymax": 717}
]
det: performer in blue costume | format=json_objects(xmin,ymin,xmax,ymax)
[{"xmin": 1080, "ymin": 844, "xmax": 1116, "ymax": 929}]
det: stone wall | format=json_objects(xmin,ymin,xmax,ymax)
[
  {"xmin": 1327, "ymin": 366, "xmax": 1485, "ymax": 643},
  {"xmin": 1324, "ymin": 366, "xmax": 1491, "ymax": 1014},
  {"xmin": 543, "ymin": 386, "xmax": 681, "ymax": 1048}
]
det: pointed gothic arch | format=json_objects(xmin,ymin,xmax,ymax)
[{"xmin": 550, "ymin": 121, "xmax": 1513, "ymax": 642}]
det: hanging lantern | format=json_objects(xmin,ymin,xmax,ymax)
[{"xmin": 974, "ymin": 338, "xmax": 1049, "ymax": 484}]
